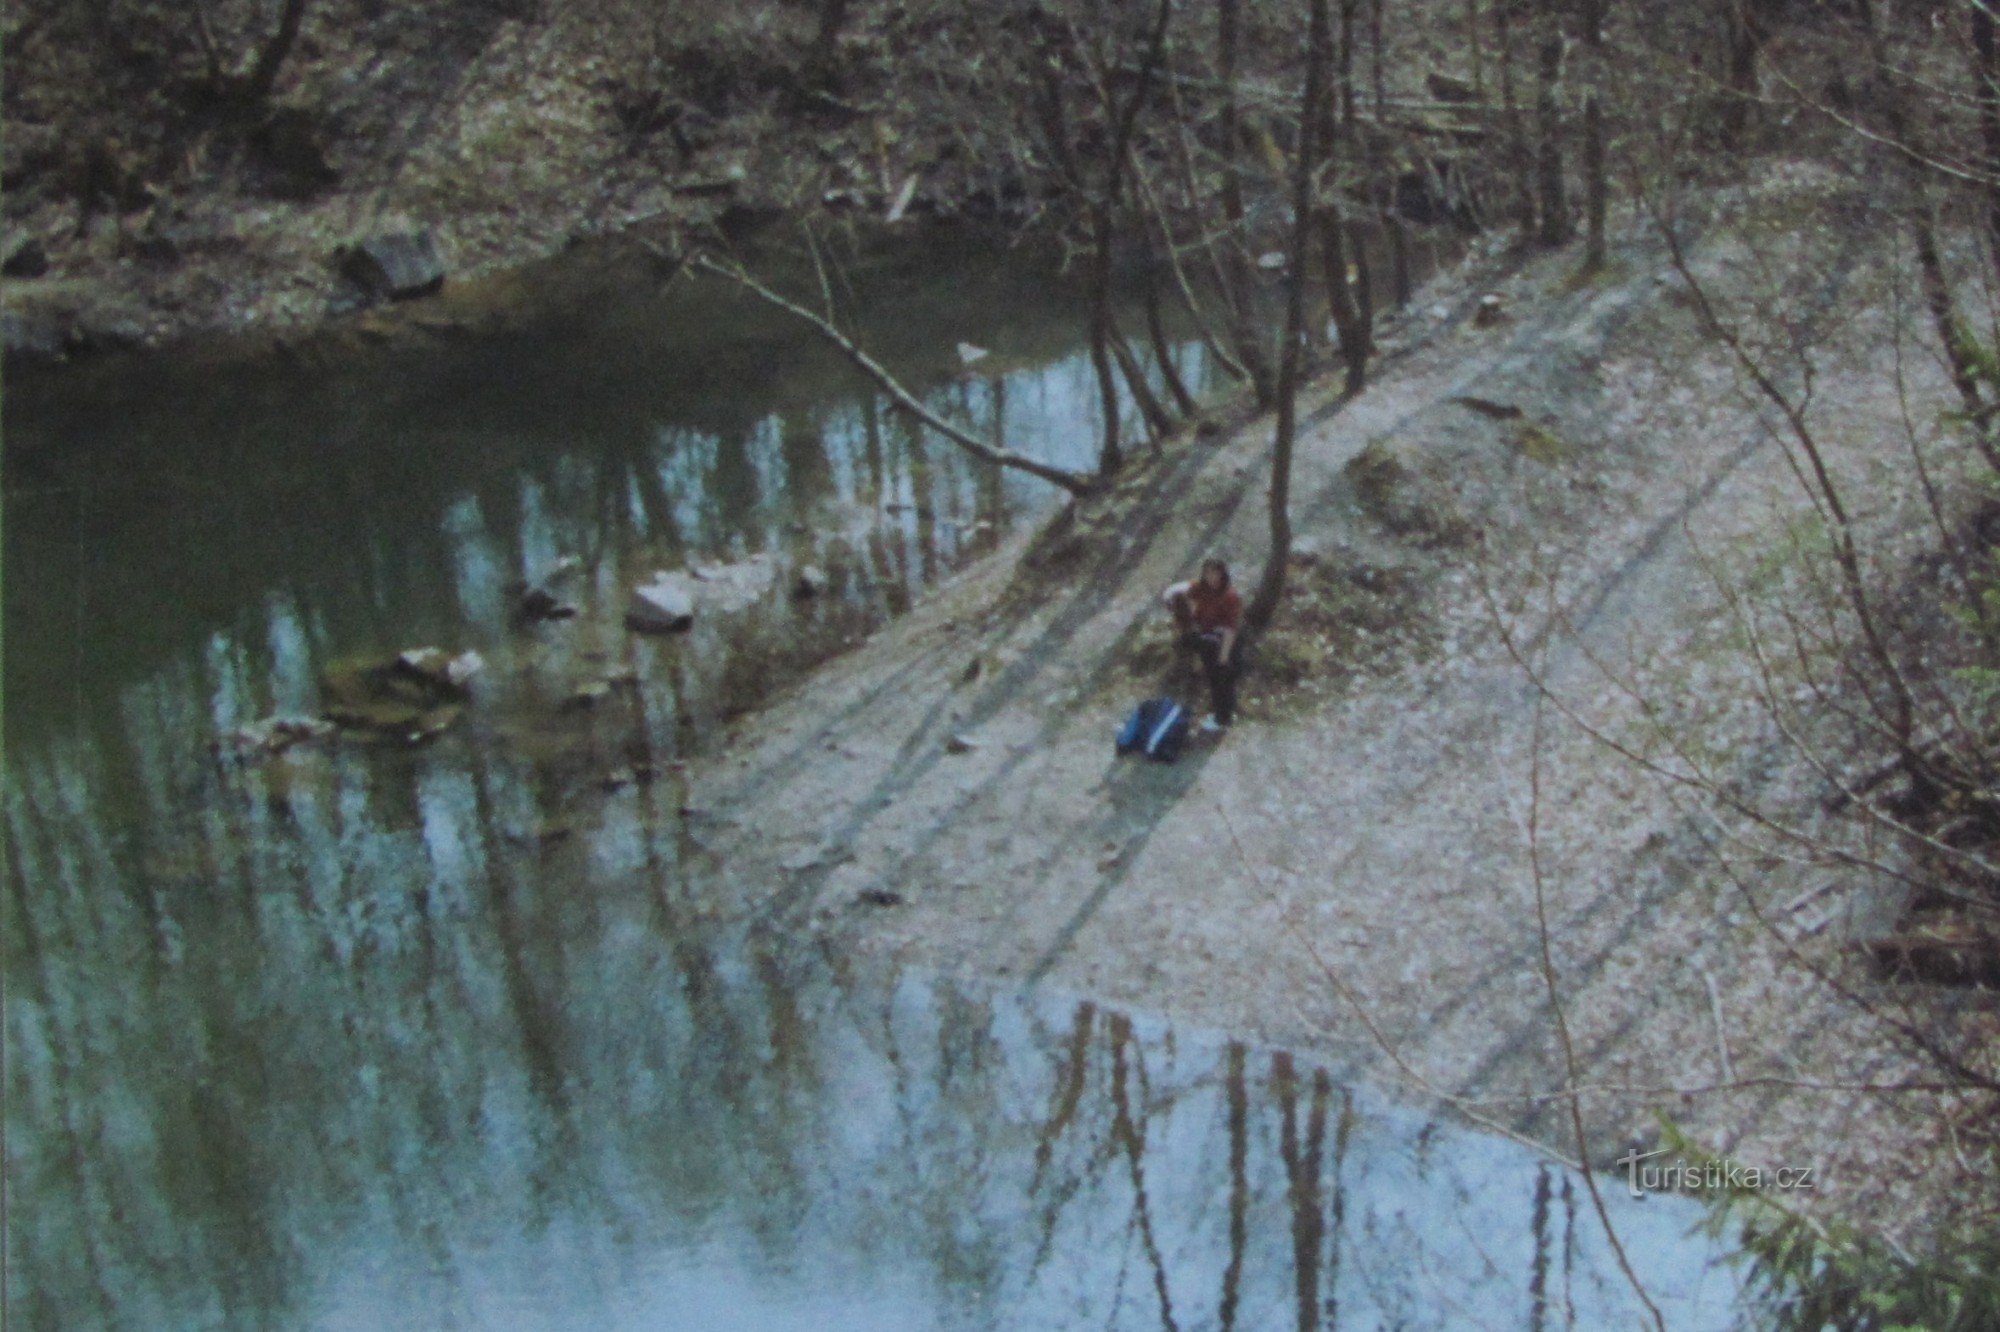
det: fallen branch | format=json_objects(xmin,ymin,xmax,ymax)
[{"xmin": 689, "ymin": 252, "xmax": 1101, "ymax": 497}]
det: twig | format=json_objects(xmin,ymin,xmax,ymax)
[{"xmin": 1697, "ymin": 964, "xmax": 1737, "ymax": 1087}]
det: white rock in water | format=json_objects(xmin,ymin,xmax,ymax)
[
  {"xmin": 1256, "ymin": 251, "xmax": 1287, "ymax": 270},
  {"xmin": 445, "ymin": 650, "xmax": 484, "ymax": 688},
  {"xmin": 956, "ymin": 342, "xmax": 989, "ymax": 365},
  {"xmin": 695, "ymin": 553, "xmax": 777, "ymax": 613},
  {"xmin": 397, "ymin": 647, "xmax": 449, "ymax": 676},
  {"xmin": 627, "ymin": 575, "xmax": 697, "ymax": 633}
]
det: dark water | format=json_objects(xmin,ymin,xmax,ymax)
[{"xmin": 4, "ymin": 228, "xmax": 1752, "ymax": 1328}]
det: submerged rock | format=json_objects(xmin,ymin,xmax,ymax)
[
  {"xmin": 563, "ymin": 681, "xmax": 613, "ymax": 711},
  {"xmin": 628, "ymin": 555, "xmax": 778, "ymax": 632},
  {"xmin": 395, "ymin": 647, "xmax": 484, "ymax": 694},
  {"xmin": 794, "ymin": 564, "xmax": 829, "ymax": 599},
  {"xmin": 627, "ymin": 574, "xmax": 697, "ymax": 632},
  {"xmin": 686, "ymin": 553, "xmax": 776, "ymax": 612},
  {"xmin": 321, "ymin": 648, "xmax": 480, "ymax": 743},
  {"xmin": 217, "ymin": 714, "xmax": 335, "ymax": 759},
  {"xmin": 514, "ymin": 586, "xmax": 579, "ymax": 623},
  {"xmin": 510, "ymin": 555, "xmax": 586, "ymax": 624}
]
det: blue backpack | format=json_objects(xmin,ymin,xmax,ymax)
[{"xmin": 1116, "ymin": 697, "xmax": 1190, "ymax": 763}]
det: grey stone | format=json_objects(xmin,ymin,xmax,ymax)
[
  {"xmin": 627, "ymin": 574, "xmax": 697, "ymax": 632},
  {"xmin": 339, "ymin": 231, "xmax": 446, "ymax": 301}
]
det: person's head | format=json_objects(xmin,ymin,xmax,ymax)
[{"xmin": 1200, "ymin": 558, "xmax": 1230, "ymax": 590}]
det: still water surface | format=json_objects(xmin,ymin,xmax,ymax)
[{"xmin": 5, "ymin": 229, "xmax": 1753, "ymax": 1328}]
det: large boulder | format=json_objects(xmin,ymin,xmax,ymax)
[
  {"xmin": 338, "ymin": 230, "xmax": 446, "ymax": 301},
  {"xmin": 626, "ymin": 556, "xmax": 779, "ymax": 632}
]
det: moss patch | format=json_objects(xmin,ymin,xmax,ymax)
[
  {"xmin": 1346, "ymin": 438, "xmax": 1475, "ymax": 548},
  {"xmin": 1514, "ymin": 421, "xmax": 1569, "ymax": 464}
]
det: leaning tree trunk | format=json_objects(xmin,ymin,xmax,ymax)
[
  {"xmin": 693, "ymin": 256, "xmax": 1100, "ymax": 496},
  {"xmin": 1249, "ymin": 0, "xmax": 1333, "ymax": 631},
  {"xmin": 1140, "ymin": 262, "xmax": 1201, "ymax": 416},
  {"xmin": 1081, "ymin": 0, "xmax": 1177, "ymax": 474},
  {"xmin": 1109, "ymin": 312, "xmax": 1180, "ymax": 441}
]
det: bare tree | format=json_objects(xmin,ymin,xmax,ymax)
[{"xmin": 1248, "ymin": 0, "xmax": 1334, "ymax": 631}]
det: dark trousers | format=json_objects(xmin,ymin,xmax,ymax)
[{"xmin": 1181, "ymin": 630, "xmax": 1239, "ymax": 725}]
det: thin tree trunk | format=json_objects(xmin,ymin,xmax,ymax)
[
  {"xmin": 809, "ymin": 0, "xmax": 852, "ymax": 86},
  {"xmin": 1083, "ymin": 0, "xmax": 1176, "ymax": 475},
  {"xmin": 1337, "ymin": 0, "xmax": 1379, "ymax": 343},
  {"xmin": 1089, "ymin": 206, "xmax": 1126, "ymax": 476},
  {"xmin": 1580, "ymin": 0, "xmax": 1607, "ymax": 270},
  {"xmin": 1142, "ymin": 268, "xmax": 1202, "ymax": 415},
  {"xmin": 1497, "ymin": 0, "xmax": 1536, "ymax": 236},
  {"xmin": 1363, "ymin": 0, "xmax": 1413, "ymax": 306},
  {"xmin": 1467, "ymin": 0, "xmax": 1485, "ymax": 96},
  {"xmin": 1913, "ymin": 206, "xmax": 1998, "ymax": 459},
  {"xmin": 243, "ymin": 0, "xmax": 309, "ymax": 104},
  {"xmin": 1972, "ymin": 0, "xmax": 2000, "ymax": 287},
  {"xmin": 1110, "ymin": 313, "xmax": 1180, "ymax": 440},
  {"xmin": 1250, "ymin": 0, "xmax": 1332, "ymax": 631},
  {"xmin": 1319, "ymin": 0, "xmax": 1372, "ymax": 393},
  {"xmin": 1720, "ymin": 0, "xmax": 1761, "ymax": 149},
  {"xmin": 1860, "ymin": 1, "xmax": 1997, "ymax": 464},
  {"xmin": 1144, "ymin": 142, "xmax": 1250, "ymax": 381},
  {"xmin": 1534, "ymin": 27, "xmax": 1572, "ymax": 247},
  {"xmin": 1220, "ymin": 0, "xmax": 1277, "ymax": 408}
]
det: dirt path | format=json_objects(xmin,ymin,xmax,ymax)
[{"xmin": 670, "ymin": 205, "xmax": 1961, "ymax": 1236}]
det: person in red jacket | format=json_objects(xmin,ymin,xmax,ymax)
[{"xmin": 1162, "ymin": 557, "xmax": 1241, "ymax": 730}]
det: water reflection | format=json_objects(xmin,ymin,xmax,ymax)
[
  {"xmin": 4, "ymin": 228, "xmax": 1177, "ymax": 760},
  {"xmin": 5, "ymin": 232, "xmax": 1752, "ymax": 1329},
  {"xmin": 6, "ymin": 707, "xmax": 1748, "ymax": 1329}
]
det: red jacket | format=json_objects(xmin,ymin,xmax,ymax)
[{"xmin": 1182, "ymin": 581, "xmax": 1241, "ymax": 634}]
